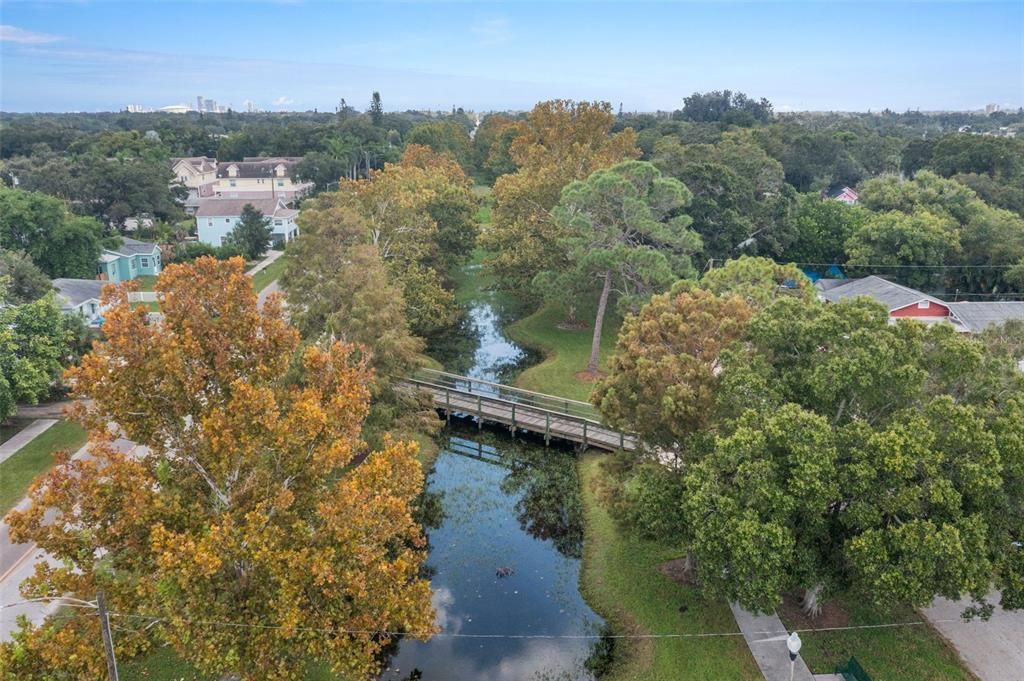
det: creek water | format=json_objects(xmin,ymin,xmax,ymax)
[{"xmin": 384, "ymin": 263, "xmax": 605, "ymax": 680}]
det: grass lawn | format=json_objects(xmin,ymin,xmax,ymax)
[
  {"xmin": 121, "ymin": 647, "xmax": 343, "ymax": 681},
  {"xmin": 506, "ymin": 303, "xmax": 621, "ymax": 403},
  {"xmin": 135, "ymin": 275, "xmax": 158, "ymax": 292},
  {"xmin": 578, "ymin": 454, "xmax": 760, "ymax": 680},
  {"xmin": 0, "ymin": 420, "xmax": 87, "ymax": 513},
  {"xmin": 252, "ymin": 255, "xmax": 287, "ymax": 292},
  {"xmin": 777, "ymin": 594, "xmax": 974, "ymax": 680}
]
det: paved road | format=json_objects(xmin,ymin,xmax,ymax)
[
  {"xmin": 0, "ymin": 419, "xmax": 57, "ymax": 464},
  {"xmin": 922, "ymin": 591, "xmax": 1024, "ymax": 680},
  {"xmin": 730, "ymin": 603, "xmax": 815, "ymax": 681},
  {"xmin": 1, "ymin": 436, "xmax": 145, "ymax": 641}
]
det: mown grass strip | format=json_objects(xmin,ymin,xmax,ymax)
[
  {"xmin": 578, "ymin": 454, "xmax": 760, "ymax": 680},
  {"xmin": 0, "ymin": 420, "xmax": 87, "ymax": 514}
]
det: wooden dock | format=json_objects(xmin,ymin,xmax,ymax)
[{"xmin": 400, "ymin": 369, "xmax": 637, "ymax": 452}]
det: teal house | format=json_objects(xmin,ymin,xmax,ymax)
[{"xmin": 98, "ymin": 238, "xmax": 162, "ymax": 283}]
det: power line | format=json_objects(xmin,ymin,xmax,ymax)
[
  {"xmin": 0, "ymin": 598, "xmax": 986, "ymax": 640},
  {"xmin": 106, "ymin": 610, "xmax": 968, "ymax": 641},
  {"xmin": 793, "ymin": 262, "xmax": 1016, "ymax": 270}
]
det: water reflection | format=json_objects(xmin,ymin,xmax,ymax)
[{"xmin": 384, "ymin": 433, "xmax": 602, "ymax": 680}]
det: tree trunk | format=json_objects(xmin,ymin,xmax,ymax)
[
  {"xmin": 802, "ymin": 583, "xmax": 824, "ymax": 618},
  {"xmin": 588, "ymin": 271, "xmax": 612, "ymax": 374}
]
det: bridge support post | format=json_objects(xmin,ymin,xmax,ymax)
[
  {"xmin": 619, "ymin": 431, "xmax": 624, "ymax": 449},
  {"xmin": 583, "ymin": 422, "xmax": 588, "ymax": 448},
  {"xmin": 445, "ymin": 389, "xmax": 451, "ymax": 424},
  {"xmin": 477, "ymin": 395, "xmax": 483, "ymax": 430},
  {"xmin": 545, "ymin": 413, "xmax": 550, "ymax": 446},
  {"xmin": 511, "ymin": 403, "xmax": 516, "ymax": 434}
]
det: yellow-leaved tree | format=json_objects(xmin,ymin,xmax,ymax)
[
  {"xmin": 1, "ymin": 257, "xmax": 434, "ymax": 680},
  {"xmin": 481, "ymin": 100, "xmax": 641, "ymax": 296}
]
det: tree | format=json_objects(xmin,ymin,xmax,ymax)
[
  {"xmin": 1, "ymin": 258, "xmax": 435, "ymax": 680},
  {"xmin": 227, "ymin": 203, "xmax": 273, "ymax": 260},
  {"xmin": 683, "ymin": 297, "xmax": 1024, "ymax": 615},
  {"xmin": 593, "ymin": 285, "xmax": 753, "ymax": 451},
  {"xmin": 677, "ymin": 90, "xmax": 774, "ymax": 125},
  {"xmin": 700, "ymin": 256, "xmax": 815, "ymax": 310},
  {"xmin": 369, "ymin": 91, "xmax": 384, "ymax": 127},
  {"xmin": 844, "ymin": 209, "xmax": 961, "ymax": 291},
  {"xmin": 652, "ymin": 135, "xmax": 797, "ymax": 262},
  {"xmin": 788, "ymin": 192, "xmax": 868, "ymax": 266},
  {"xmin": 398, "ymin": 144, "xmax": 479, "ymax": 274},
  {"xmin": 281, "ymin": 206, "xmax": 423, "ymax": 383},
  {"xmin": 542, "ymin": 160, "xmax": 701, "ymax": 374},
  {"xmin": 473, "ymin": 114, "xmax": 518, "ymax": 182},
  {"xmin": 0, "ymin": 249, "xmax": 52, "ymax": 304},
  {"xmin": 0, "ymin": 292, "xmax": 72, "ymax": 419},
  {"xmin": 405, "ymin": 121, "xmax": 474, "ymax": 173},
  {"xmin": 312, "ymin": 153, "xmax": 474, "ymax": 337},
  {"xmin": 481, "ymin": 100, "xmax": 641, "ymax": 296},
  {"xmin": 0, "ymin": 186, "xmax": 106, "ymax": 279}
]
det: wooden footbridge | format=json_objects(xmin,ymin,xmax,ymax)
[{"xmin": 401, "ymin": 369, "xmax": 637, "ymax": 452}]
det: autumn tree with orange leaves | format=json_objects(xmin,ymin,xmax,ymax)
[
  {"xmin": 481, "ymin": 100, "xmax": 641, "ymax": 297},
  {"xmin": 0, "ymin": 257, "xmax": 434, "ymax": 681}
]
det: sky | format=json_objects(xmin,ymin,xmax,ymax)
[{"xmin": 1, "ymin": 1, "xmax": 1022, "ymax": 113}]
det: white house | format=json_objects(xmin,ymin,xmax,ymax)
[
  {"xmin": 53, "ymin": 279, "xmax": 108, "ymax": 326},
  {"xmin": 195, "ymin": 197, "xmax": 299, "ymax": 248}
]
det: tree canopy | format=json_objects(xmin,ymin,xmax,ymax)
[
  {"xmin": 481, "ymin": 100, "xmax": 641, "ymax": 296},
  {"xmin": 1, "ymin": 258, "xmax": 435, "ymax": 680},
  {"xmin": 539, "ymin": 160, "xmax": 700, "ymax": 373},
  {"xmin": 227, "ymin": 203, "xmax": 273, "ymax": 260},
  {"xmin": 0, "ymin": 186, "xmax": 107, "ymax": 279}
]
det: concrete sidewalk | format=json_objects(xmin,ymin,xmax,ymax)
[
  {"xmin": 247, "ymin": 249, "xmax": 284, "ymax": 277},
  {"xmin": 730, "ymin": 603, "xmax": 815, "ymax": 681},
  {"xmin": 0, "ymin": 419, "xmax": 57, "ymax": 465},
  {"xmin": 922, "ymin": 591, "xmax": 1024, "ymax": 680}
]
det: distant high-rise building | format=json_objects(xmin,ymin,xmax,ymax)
[
  {"xmin": 985, "ymin": 103, "xmax": 1002, "ymax": 115},
  {"xmin": 204, "ymin": 98, "xmax": 216, "ymax": 112},
  {"xmin": 196, "ymin": 95, "xmax": 203, "ymax": 112}
]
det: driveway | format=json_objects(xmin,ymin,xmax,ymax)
[{"xmin": 922, "ymin": 591, "xmax": 1024, "ymax": 681}]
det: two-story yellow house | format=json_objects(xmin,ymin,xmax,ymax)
[{"xmin": 212, "ymin": 157, "xmax": 313, "ymax": 201}]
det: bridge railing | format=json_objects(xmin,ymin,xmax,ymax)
[{"xmin": 409, "ymin": 368, "xmax": 602, "ymax": 423}]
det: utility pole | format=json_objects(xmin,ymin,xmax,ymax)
[{"xmin": 97, "ymin": 591, "xmax": 120, "ymax": 681}]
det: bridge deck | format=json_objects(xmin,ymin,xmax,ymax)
[{"xmin": 402, "ymin": 369, "xmax": 636, "ymax": 452}]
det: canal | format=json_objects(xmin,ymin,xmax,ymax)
[{"xmin": 384, "ymin": 258, "xmax": 605, "ymax": 680}]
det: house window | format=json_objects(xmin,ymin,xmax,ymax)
[
  {"xmin": 141, "ymin": 257, "xmax": 149, "ymax": 267},
  {"xmin": 181, "ymin": 175, "xmax": 187, "ymax": 182},
  {"xmin": 277, "ymin": 180, "xmax": 284, "ymax": 187},
  {"xmin": 130, "ymin": 258, "xmax": 137, "ymax": 270},
  {"xmin": 274, "ymin": 219, "xmax": 283, "ymax": 226},
  {"xmin": 225, "ymin": 218, "xmax": 231, "ymax": 223},
  {"xmin": 229, "ymin": 180, "xmax": 237, "ymax": 187},
  {"xmin": 207, "ymin": 219, "xmax": 213, "ymax": 226},
  {"xmin": 917, "ymin": 301, "xmax": 929, "ymax": 309}
]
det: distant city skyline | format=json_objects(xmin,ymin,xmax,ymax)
[{"xmin": 1, "ymin": 1, "xmax": 1022, "ymax": 113}]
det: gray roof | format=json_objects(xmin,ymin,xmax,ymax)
[
  {"xmin": 171, "ymin": 156, "xmax": 217, "ymax": 173},
  {"xmin": 195, "ymin": 197, "xmax": 291, "ymax": 218},
  {"xmin": 217, "ymin": 157, "xmax": 298, "ymax": 179},
  {"xmin": 947, "ymin": 302, "xmax": 1024, "ymax": 332},
  {"xmin": 819, "ymin": 276, "xmax": 945, "ymax": 311},
  {"xmin": 814, "ymin": 278, "xmax": 849, "ymax": 292},
  {"xmin": 53, "ymin": 278, "xmax": 106, "ymax": 308},
  {"xmin": 106, "ymin": 237, "xmax": 160, "ymax": 257}
]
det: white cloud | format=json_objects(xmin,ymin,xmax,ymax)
[
  {"xmin": 0, "ymin": 25, "xmax": 63, "ymax": 45},
  {"xmin": 470, "ymin": 18, "xmax": 511, "ymax": 46},
  {"xmin": 271, "ymin": 96, "xmax": 294, "ymax": 107}
]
